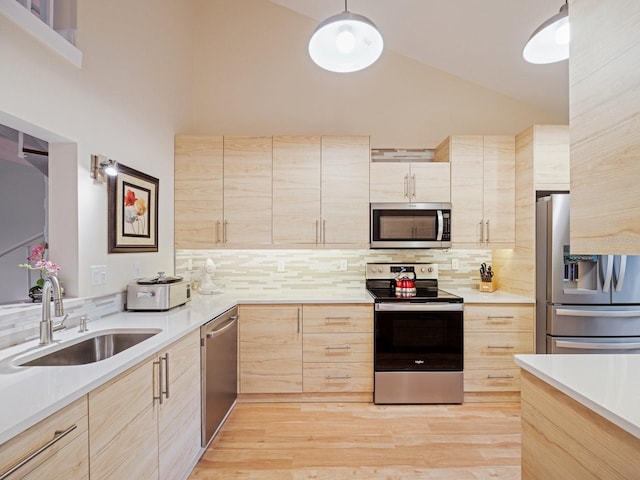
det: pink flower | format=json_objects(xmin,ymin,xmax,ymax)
[{"xmin": 27, "ymin": 243, "xmax": 46, "ymax": 262}]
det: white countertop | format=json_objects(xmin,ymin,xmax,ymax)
[
  {"xmin": 515, "ymin": 354, "xmax": 640, "ymax": 439},
  {"xmin": 445, "ymin": 288, "xmax": 534, "ymax": 304},
  {"xmin": 0, "ymin": 288, "xmax": 373, "ymax": 445}
]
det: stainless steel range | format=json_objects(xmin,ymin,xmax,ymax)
[{"xmin": 366, "ymin": 263, "xmax": 464, "ymax": 404}]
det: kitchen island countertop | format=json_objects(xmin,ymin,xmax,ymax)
[{"xmin": 515, "ymin": 353, "xmax": 640, "ymax": 439}]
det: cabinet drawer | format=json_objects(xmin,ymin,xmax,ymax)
[
  {"xmin": 465, "ymin": 332, "xmax": 533, "ymax": 368},
  {"xmin": 303, "ymin": 332, "xmax": 372, "ymax": 363},
  {"xmin": 303, "ymin": 305, "xmax": 372, "ymax": 333},
  {"xmin": 464, "ymin": 304, "xmax": 533, "ymax": 332},
  {"xmin": 303, "ymin": 362, "xmax": 373, "ymax": 393},
  {"xmin": 0, "ymin": 398, "xmax": 88, "ymax": 480},
  {"xmin": 464, "ymin": 368, "xmax": 521, "ymax": 392}
]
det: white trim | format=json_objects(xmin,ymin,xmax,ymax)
[{"xmin": 0, "ymin": 0, "xmax": 82, "ymax": 68}]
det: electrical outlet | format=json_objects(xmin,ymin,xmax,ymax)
[
  {"xmin": 277, "ymin": 261, "xmax": 285, "ymax": 272},
  {"xmin": 339, "ymin": 260, "xmax": 348, "ymax": 271},
  {"xmin": 90, "ymin": 265, "xmax": 107, "ymax": 286},
  {"xmin": 451, "ymin": 258, "xmax": 459, "ymax": 270},
  {"xmin": 187, "ymin": 258, "xmax": 193, "ymax": 271}
]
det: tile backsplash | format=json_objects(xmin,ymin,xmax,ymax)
[{"xmin": 176, "ymin": 248, "xmax": 491, "ymax": 291}]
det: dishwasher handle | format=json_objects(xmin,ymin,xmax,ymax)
[{"xmin": 205, "ymin": 315, "xmax": 238, "ymax": 340}]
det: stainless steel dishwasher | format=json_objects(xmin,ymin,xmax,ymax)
[{"xmin": 201, "ymin": 306, "xmax": 238, "ymax": 447}]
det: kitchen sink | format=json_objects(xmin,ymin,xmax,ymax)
[{"xmin": 18, "ymin": 330, "xmax": 161, "ymax": 366}]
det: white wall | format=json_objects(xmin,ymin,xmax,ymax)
[
  {"xmin": 189, "ymin": 0, "xmax": 561, "ymax": 147},
  {"xmin": 0, "ymin": 1, "xmax": 194, "ymax": 297}
]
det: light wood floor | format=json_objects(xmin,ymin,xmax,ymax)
[{"xmin": 190, "ymin": 402, "xmax": 521, "ymax": 480}]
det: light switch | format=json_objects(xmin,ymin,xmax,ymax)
[{"xmin": 451, "ymin": 259, "xmax": 459, "ymax": 270}]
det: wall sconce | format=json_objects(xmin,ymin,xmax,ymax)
[{"xmin": 90, "ymin": 154, "xmax": 118, "ymax": 182}]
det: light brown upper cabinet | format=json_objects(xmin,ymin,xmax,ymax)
[
  {"xmin": 272, "ymin": 136, "xmax": 322, "ymax": 244},
  {"xmin": 569, "ymin": 0, "xmax": 640, "ymax": 254},
  {"xmin": 530, "ymin": 125, "xmax": 570, "ymax": 192},
  {"xmin": 272, "ymin": 135, "xmax": 370, "ymax": 246},
  {"xmin": 439, "ymin": 135, "xmax": 515, "ymax": 248},
  {"xmin": 223, "ymin": 136, "xmax": 273, "ymax": 246},
  {"xmin": 174, "ymin": 135, "xmax": 223, "ymax": 249},
  {"xmin": 369, "ymin": 162, "xmax": 450, "ymax": 203}
]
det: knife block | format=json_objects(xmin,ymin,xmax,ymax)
[{"xmin": 479, "ymin": 280, "xmax": 496, "ymax": 293}]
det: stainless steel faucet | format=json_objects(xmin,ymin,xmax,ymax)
[{"xmin": 39, "ymin": 275, "xmax": 66, "ymax": 345}]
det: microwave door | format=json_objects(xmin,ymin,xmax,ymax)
[{"xmin": 612, "ymin": 255, "xmax": 640, "ymax": 304}]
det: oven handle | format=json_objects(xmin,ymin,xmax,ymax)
[{"xmin": 375, "ymin": 302, "xmax": 463, "ymax": 312}]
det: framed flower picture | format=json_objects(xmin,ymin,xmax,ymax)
[{"xmin": 107, "ymin": 164, "xmax": 159, "ymax": 253}]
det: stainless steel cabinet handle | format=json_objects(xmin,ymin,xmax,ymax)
[
  {"xmin": 411, "ymin": 174, "xmax": 416, "ymax": 198},
  {"xmin": 223, "ymin": 220, "xmax": 228, "ymax": 244},
  {"xmin": 325, "ymin": 345, "xmax": 351, "ymax": 350},
  {"xmin": 485, "ymin": 219, "xmax": 490, "ymax": 243},
  {"xmin": 487, "ymin": 375, "xmax": 515, "ymax": 379},
  {"xmin": 324, "ymin": 316, "xmax": 351, "ymax": 323},
  {"xmin": 487, "ymin": 345, "xmax": 515, "ymax": 349},
  {"xmin": 162, "ymin": 353, "xmax": 169, "ymax": 400},
  {"xmin": 0, "ymin": 424, "xmax": 78, "ymax": 480},
  {"xmin": 479, "ymin": 220, "xmax": 484, "ymax": 243},
  {"xmin": 487, "ymin": 316, "xmax": 514, "ymax": 319},
  {"xmin": 154, "ymin": 358, "xmax": 164, "ymax": 404},
  {"xmin": 322, "ymin": 220, "xmax": 326, "ymax": 244},
  {"xmin": 215, "ymin": 220, "xmax": 221, "ymax": 243},
  {"xmin": 403, "ymin": 174, "xmax": 409, "ymax": 198},
  {"xmin": 297, "ymin": 308, "xmax": 301, "ymax": 334},
  {"xmin": 315, "ymin": 220, "xmax": 319, "ymax": 244},
  {"xmin": 325, "ymin": 375, "xmax": 351, "ymax": 380}
]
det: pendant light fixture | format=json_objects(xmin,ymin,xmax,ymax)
[
  {"xmin": 308, "ymin": 0, "xmax": 383, "ymax": 73},
  {"xmin": 523, "ymin": 1, "xmax": 570, "ymax": 64}
]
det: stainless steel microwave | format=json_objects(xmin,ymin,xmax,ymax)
[{"xmin": 370, "ymin": 202, "xmax": 452, "ymax": 248}]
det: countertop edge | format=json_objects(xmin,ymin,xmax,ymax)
[{"xmin": 515, "ymin": 354, "xmax": 640, "ymax": 439}]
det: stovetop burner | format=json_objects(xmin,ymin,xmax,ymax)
[{"xmin": 365, "ymin": 263, "xmax": 463, "ymax": 303}]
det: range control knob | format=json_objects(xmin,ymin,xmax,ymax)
[
  {"xmin": 378, "ymin": 267, "xmax": 383, "ymax": 273},
  {"xmin": 420, "ymin": 267, "xmax": 426, "ymax": 273}
]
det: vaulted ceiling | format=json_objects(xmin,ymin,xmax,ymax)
[{"xmin": 270, "ymin": 0, "xmax": 569, "ymax": 121}]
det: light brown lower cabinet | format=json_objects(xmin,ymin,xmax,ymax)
[
  {"xmin": 0, "ymin": 397, "xmax": 88, "ymax": 480},
  {"xmin": 89, "ymin": 330, "xmax": 201, "ymax": 480},
  {"xmin": 463, "ymin": 303, "xmax": 534, "ymax": 401}
]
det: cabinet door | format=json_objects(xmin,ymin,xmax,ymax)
[
  {"xmin": 369, "ymin": 162, "xmax": 410, "ymax": 202},
  {"xmin": 410, "ymin": 162, "xmax": 451, "ymax": 202},
  {"xmin": 158, "ymin": 330, "xmax": 201, "ymax": 480},
  {"xmin": 569, "ymin": 0, "xmax": 640, "ymax": 254},
  {"xmin": 223, "ymin": 136, "xmax": 273, "ymax": 245},
  {"xmin": 482, "ymin": 135, "xmax": 515, "ymax": 245},
  {"xmin": 239, "ymin": 305, "xmax": 303, "ymax": 393},
  {"xmin": 0, "ymin": 398, "xmax": 88, "ymax": 480},
  {"xmin": 321, "ymin": 136, "xmax": 370, "ymax": 245},
  {"xmin": 449, "ymin": 136, "xmax": 484, "ymax": 245},
  {"xmin": 273, "ymin": 136, "xmax": 322, "ymax": 244},
  {"xmin": 174, "ymin": 135, "xmax": 223, "ymax": 248},
  {"xmin": 533, "ymin": 125, "xmax": 570, "ymax": 191},
  {"xmin": 89, "ymin": 358, "xmax": 158, "ymax": 480}
]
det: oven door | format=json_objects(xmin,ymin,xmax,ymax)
[{"xmin": 374, "ymin": 303, "xmax": 463, "ymax": 372}]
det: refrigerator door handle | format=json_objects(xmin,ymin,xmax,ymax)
[
  {"xmin": 555, "ymin": 340, "xmax": 640, "ymax": 350},
  {"xmin": 556, "ymin": 308, "xmax": 640, "ymax": 318},
  {"xmin": 614, "ymin": 255, "xmax": 628, "ymax": 292},
  {"xmin": 601, "ymin": 255, "xmax": 614, "ymax": 293}
]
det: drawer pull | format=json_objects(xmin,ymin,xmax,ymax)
[
  {"xmin": 325, "ymin": 375, "xmax": 351, "ymax": 380},
  {"xmin": 487, "ymin": 316, "xmax": 514, "ymax": 319},
  {"xmin": 487, "ymin": 345, "xmax": 515, "ymax": 349},
  {"xmin": 487, "ymin": 375, "xmax": 515, "ymax": 380},
  {"xmin": 0, "ymin": 424, "xmax": 77, "ymax": 480},
  {"xmin": 325, "ymin": 345, "xmax": 351, "ymax": 351},
  {"xmin": 324, "ymin": 316, "xmax": 351, "ymax": 323}
]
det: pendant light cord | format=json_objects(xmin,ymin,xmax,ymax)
[{"xmin": 344, "ymin": 0, "xmax": 348, "ymax": 13}]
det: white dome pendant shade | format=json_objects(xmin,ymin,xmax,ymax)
[
  {"xmin": 309, "ymin": 1, "xmax": 383, "ymax": 73},
  {"xmin": 523, "ymin": 1, "xmax": 570, "ymax": 64}
]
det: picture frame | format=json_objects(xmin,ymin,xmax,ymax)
[{"xmin": 107, "ymin": 163, "xmax": 159, "ymax": 253}]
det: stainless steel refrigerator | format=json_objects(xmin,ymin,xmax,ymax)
[{"xmin": 536, "ymin": 194, "xmax": 640, "ymax": 354}]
